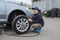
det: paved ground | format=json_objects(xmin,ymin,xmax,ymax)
[{"xmin": 0, "ymin": 18, "xmax": 60, "ymax": 40}]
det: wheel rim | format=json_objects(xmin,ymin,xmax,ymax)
[{"xmin": 16, "ymin": 18, "xmax": 29, "ymax": 32}]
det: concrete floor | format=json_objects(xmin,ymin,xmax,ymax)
[{"xmin": 0, "ymin": 18, "xmax": 60, "ymax": 40}]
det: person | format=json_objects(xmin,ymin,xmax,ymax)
[{"xmin": 28, "ymin": 7, "xmax": 44, "ymax": 33}]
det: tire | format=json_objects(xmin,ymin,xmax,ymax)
[
  {"xmin": 12, "ymin": 15, "xmax": 30, "ymax": 34},
  {"xmin": 51, "ymin": 8, "xmax": 59, "ymax": 17},
  {"xmin": 46, "ymin": 10, "xmax": 51, "ymax": 17},
  {"xmin": 51, "ymin": 10, "xmax": 56, "ymax": 18},
  {"xmin": 57, "ymin": 9, "xmax": 60, "ymax": 17}
]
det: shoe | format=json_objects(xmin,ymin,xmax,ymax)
[
  {"xmin": 37, "ymin": 28, "xmax": 42, "ymax": 33},
  {"xmin": 32, "ymin": 28, "xmax": 36, "ymax": 32}
]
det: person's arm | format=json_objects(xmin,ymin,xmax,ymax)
[{"xmin": 32, "ymin": 15, "xmax": 42, "ymax": 23}]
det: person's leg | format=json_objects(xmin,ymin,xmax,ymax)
[
  {"xmin": 37, "ymin": 24, "xmax": 42, "ymax": 33},
  {"xmin": 32, "ymin": 28, "xmax": 36, "ymax": 32},
  {"xmin": 31, "ymin": 24, "xmax": 38, "ymax": 32},
  {"xmin": 31, "ymin": 24, "xmax": 42, "ymax": 32}
]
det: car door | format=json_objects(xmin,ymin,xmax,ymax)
[{"xmin": 0, "ymin": 0, "xmax": 6, "ymax": 19}]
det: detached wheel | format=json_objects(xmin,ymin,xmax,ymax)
[{"xmin": 12, "ymin": 15, "xmax": 30, "ymax": 34}]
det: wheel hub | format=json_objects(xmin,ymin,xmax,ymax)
[{"xmin": 16, "ymin": 18, "xmax": 29, "ymax": 32}]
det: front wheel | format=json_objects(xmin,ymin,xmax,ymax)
[{"xmin": 12, "ymin": 15, "xmax": 30, "ymax": 34}]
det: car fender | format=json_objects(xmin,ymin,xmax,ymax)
[{"xmin": 5, "ymin": 2, "xmax": 33, "ymax": 21}]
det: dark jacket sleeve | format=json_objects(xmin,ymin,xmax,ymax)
[{"xmin": 32, "ymin": 14, "xmax": 42, "ymax": 23}]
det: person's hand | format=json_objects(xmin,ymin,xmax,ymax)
[{"xmin": 28, "ymin": 19, "xmax": 32, "ymax": 22}]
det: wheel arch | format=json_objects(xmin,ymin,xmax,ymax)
[{"xmin": 7, "ymin": 9, "xmax": 26, "ymax": 23}]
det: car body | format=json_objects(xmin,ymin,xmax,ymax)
[
  {"xmin": 0, "ymin": 0, "xmax": 32, "ymax": 34},
  {"xmin": 0, "ymin": 0, "xmax": 32, "ymax": 23}
]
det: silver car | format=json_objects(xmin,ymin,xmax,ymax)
[{"xmin": 0, "ymin": 0, "xmax": 32, "ymax": 34}]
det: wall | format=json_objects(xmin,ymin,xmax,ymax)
[
  {"xmin": 46, "ymin": 0, "xmax": 60, "ymax": 10},
  {"xmin": 33, "ymin": 1, "xmax": 46, "ymax": 12}
]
